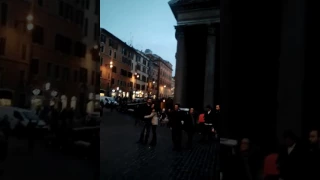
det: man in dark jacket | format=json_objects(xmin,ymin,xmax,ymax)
[
  {"xmin": 137, "ymin": 98, "xmax": 153, "ymax": 144},
  {"xmin": 201, "ymin": 105, "xmax": 214, "ymax": 142},
  {"xmin": 277, "ymin": 130, "xmax": 303, "ymax": 180},
  {"xmin": 184, "ymin": 108, "xmax": 198, "ymax": 149},
  {"xmin": 304, "ymin": 129, "xmax": 320, "ymax": 180},
  {"xmin": 214, "ymin": 104, "xmax": 221, "ymax": 138},
  {"xmin": 169, "ymin": 104, "xmax": 184, "ymax": 151}
]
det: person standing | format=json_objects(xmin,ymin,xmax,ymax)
[
  {"xmin": 169, "ymin": 104, "xmax": 184, "ymax": 151},
  {"xmin": 214, "ymin": 104, "xmax": 221, "ymax": 138},
  {"xmin": 184, "ymin": 108, "xmax": 198, "ymax": 149},
  {"xmin": 144, "ymin": 108, "xmax": 158, "ymax": 146},
  {"xmin": 277, "ymin": 130, "xmax": 303, "ymax": 180},
  {"xmin": 304, "ymin": 129, "xmax": 320, "ymax": 180},
  {"xmin": 137, "ymin": 98, "xmax": 153, "ymax": 144},
  {"xmin": 201, "ymin": 105, "xmax": 214, "ymax": 142}
]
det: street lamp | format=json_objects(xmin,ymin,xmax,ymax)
[
  {"xmin": 105, "ymin": 60, "xmax": 113, "ymax": 96},
  {"xmin": 26, "ymin": 14, "xmax": 34, "ymax": 31}
]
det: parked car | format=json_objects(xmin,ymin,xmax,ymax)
[
  {"xmin": 100, "ymin": 96, "xmax": 119, "ymax": 108},
  {"xmin": 0, "ymin": 106, "xmax": 47, "ymax": 130}
]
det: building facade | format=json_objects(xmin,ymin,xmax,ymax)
[
  {"xmin": 147, "ymin": 61, "xmax": 159, "ymax": 99},
  {"xmin": 100, "ymin": 28, "xmax": 133, "ymax": 98},
  {"xmin": 169, "ymin": 0, "xmax": 219, "ymax": 110},
  {"xmin": 171, "ymin": 77, "xmax": 175, "ymax": 98},
  {"xmin": 0, "ymin": 0, "xmax": 100, "ymax": 111},
  {"xmin": 132, "ymin": 51, "xmax": 149, "ymax": 98}
]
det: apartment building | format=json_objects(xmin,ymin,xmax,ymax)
[
  {"xmin": 100, "ymin": 28, "xmax": 134, "ymax": 98},
  {"xmin": 132, "ymin": 51, "xmax": 149, "ymax": 98},
  {"xmin": 0, "ymin": 0, "xmax": 100, "ymax": 110}
]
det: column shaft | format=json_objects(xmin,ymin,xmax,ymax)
[{"xmin": 203, "ymin": 26, "xmax": 216, "ymax": 107}]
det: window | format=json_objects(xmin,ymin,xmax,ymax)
[
  {"xmin": 114, "ymin": 52, "xmax": 116, "ymax": 58},
  {"xmin": 21, "ymin": 44, "xmax": 26, "ymax": 60},
  {"xmin": 117, "ymin": 80, "xmax": 120, "ymax": 85},
  {"xmin": 62, "ymin": 67, "xmax": 70, "ymax": 81},
  {"xmin": 127, "ymin": 72, "xmax": 132, "ymax": 78},
  {"xmin": 0, "ymin": 37, "xmax": 5, "ymax": 55},
  {"xmin": 86, "ymin": 0, "xmax": 90, "ymax": 9},
  {"xmin": 59, "ymin": 1, "xmax": 64, "ymax": 16},
  {"xmin": 136, "ymin": 84, "xmax": 140, "ymax": 90},
  {"xmin": 142, "ymin": 85, "xmax": 145, "ymax": 91},
  {"xmin": 65, "ymin": 4, "xmax": 74, "ymax": 21},
  {"xmin": 30, "ymin": 59, "xmax": 39, "ymax": 75},
  {"xmin": 1, "ymin": 3, "xmax": 8, "ymax": 26},
  {"xmin": 112, "ymin": 66, "xmax": 117, "ymax": 73},
  {"xmin": 120, "ymin": 69, "xmax": 127, "ymax": 76},
  {"xmin": 96, "ymin": 72, "xmax": 100, "ymax": 85},
  {"xmin": 142, "ymin": 76, "xmax": 147, "ymax": 82},
  {"xmin": 73, "ymin": 70, "xmax": 78, "ymax": 82},
  {"xmin": 32, "ymin": 25, "xmax": 44, "ymax": 45},
  {"xmin": 91, "ymin": 71, "xmax": 95, "ymax": 85},
  {"xmin": 95, "ymin": 0, "xmax": 99, "ymax": 15},
  {"xmin": 100, "ymin": 34, "xmax": 106, "ymax": 43},
  {"xmin": 136, "ymin": 64, "xmax": 141, "ymax": 71},
  {"xmin": 55, "ymin": 34, "xmax": 72, "ymax": 54},
  {"xmin": 143, "ymin": 59, "xmax": 146, "ymax": 65},
  {"xmin": 84, "ymin": 18, "xmax": 88, "ymax": 36},
  {"xmin": 54, "ymin": 65, "xmax": 60, "ymax": 79},
  {"xmin": 75, "ymin": 10, "xmax": 84, "ymax": 26},
  {"xmin": 142, "ymin": 67, "xmax": 146, "ymax": 73},
  {"xmin": 94, "ymin": 23, "xmax": 99, "ymax": 40},
  {"xmin": 47, "ymin": 63, "xmax": 52, "ymax": 77},
  {"xmin": 74, "ymin": 42, "xmax": 86, "ymax": 57},
  {"xmin": 100, "ymin": 45, "xmax": 104, "ymax": 53},
  {"xmin": 19, "ymin": 70, "xmax": 25, "ymax": 84},
  {"xmin": 111, "ymin": 78, "xmax": 114, "ymax": 85},
  {"xmin": 38, "ymin": 0, "xmax": 43, "ymax": 6},
  {"xmin": 109, "ymin": 49, "xmax": 112, "ymax": 56},
  {"xmin": 130, "ymin": 82, "xmax": 133, "ymax": 87},
  {"xmin": 80, "ymin": 68, "xmax": 88, "ymax": 83}
]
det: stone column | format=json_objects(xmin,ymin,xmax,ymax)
[
  {"xmin": 174, "ymin": 26, "xmax": 187, "ymax": 106},
  {"xmin": 276, "ymin": 0, "xmax": 305, "ymax": 140},
  {"xmin": 203, "ymin": 25, "xmax": 216, "ymax": 107}
]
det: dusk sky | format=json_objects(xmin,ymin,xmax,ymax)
[{"xmin": 100, "ymin": 0, "xmax": 177, "ymax": 74}]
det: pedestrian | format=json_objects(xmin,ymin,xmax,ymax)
[
  {"xmin": 200, "ymin": 105, "xmax": 214, "ymax": 142},
  {"xmin": 184, "ymin": 108, "xmax": 198, "ymax": 150},
  {"xmin": 144, "ymin": 108, "xmax": 158, "ymax": 146},
  {"xmin": 27, "ymin": 118, "xmax": 37, "ymax": 154},
  {"xmin": 0, "ymin": 130, "xmax": 8, "ymax": 176},
  {"xmin": 304, "ymin": 129, "xmax": 320, "ymax": 180},
  {"xmin": 214, "ymin": 104, "xmax": 221, "ymax": 139},
  {"xmin": 168, "ymin": 104, "xmax": 184, "ymax": 151},
  {"xmin": 136, "ymin": 98, "xmax": 153, "ymax": 145},
  {"xmin": 277, "ymin": 130, "xmax": 303, "ymax": 180}
]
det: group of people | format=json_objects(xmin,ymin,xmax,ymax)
[
  {"xmin": 221, "ymin": 129, "xmax": 320, "ymax": 180},
  {"xmin": 135, "ymin": 98, "xmax": 221, "ymax": 151}
]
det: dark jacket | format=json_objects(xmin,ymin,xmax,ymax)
[
  {"xmin": 304, "ymin": 144, "xmax": 320, "ymax": 180},
  {"xmin": 277, "ymin": 143, "xmax": 303, "ymax": 180},
  {"xmin": 204, "ymin": 110, "xmax": 214, "ymax": 124},
  {"xmin": 184, "ymin": 112, "xmax": 198, "ymax": 131},
  {"xmin": 141, "ymin": 104, "xmax": 153, "ymax": 121},
  {"xmin": 168, "ymin": 110, "xmax": 184, "ymax": 129},
  {"xmin": 213, "ymin": 111, "xmax": 221, "ymax": 131}
]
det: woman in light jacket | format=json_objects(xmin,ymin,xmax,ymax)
[{"xmin": 144, "ymin": 108, "xmax": 158, "ymax": 146}]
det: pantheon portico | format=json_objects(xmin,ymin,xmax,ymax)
[{"xmin": 169, "ymin": 0, "xmax": 220, "ymax": 111}]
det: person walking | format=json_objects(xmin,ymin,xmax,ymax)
[
  {"xmin": 144, "ymin": 108, "xmax": 158, "ymax": 146},
  {"xmin": 169, "ymin": 104, "xmax": 184, "ymax": 151},
  {"xmin": 137, "ymin": 98, "xmax": 153, "ymax": 145},
  {"xmin": 184, "ymin": 108, "xmax": 198, "ymax": 150},
  {"xmin": 201, "ymin": 105, "xmax": 214, "ymax": 142}
]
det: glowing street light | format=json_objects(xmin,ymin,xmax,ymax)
[
  {"xmin": 164, "ymin": 85, "xmax": 166, "ymax": 88},
  {"xmin": 110, "ymin": 61, "xmax": 113, "ymax": 68},
  {"xmin": 26, "ymin": 14, "xmax": 33, "ymax": 21},
  {"xmin": 27, "ymin": 23, "xmax": 34, "ymax": 30}
]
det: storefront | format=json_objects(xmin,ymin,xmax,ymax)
[{"xmin": 0, "ymin": 88, "xmax": 14, "ymax": 106}]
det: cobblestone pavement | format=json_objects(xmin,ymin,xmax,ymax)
[
  {"xmin": 1, "ymin": 133, "xmax": 97, "ymax": 179},
  {"xmin": 101, "ymin": 110, "xmax": 218, "ymax": 180}
]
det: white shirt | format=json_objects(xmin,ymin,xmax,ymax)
[{"xmin": 287, "ymin": 143, "xmax": 296, "ymax": 155}]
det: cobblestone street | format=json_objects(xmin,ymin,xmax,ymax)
[{"xmin": 101, "ymin": 110, "xmax": 218, "ymax": 180}]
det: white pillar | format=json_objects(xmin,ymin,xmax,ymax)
[{"xmin": 203, "ymin": 25, "xmax": 216, "ymax": 107}]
